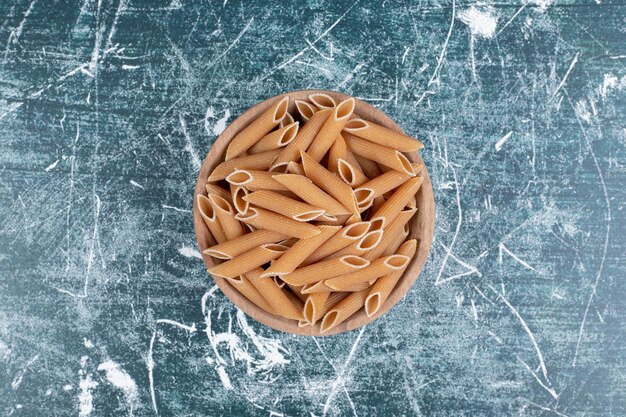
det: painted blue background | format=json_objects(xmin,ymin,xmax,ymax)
[{"xmin": 1, "ymin": 0, "xmax": 624, "ymax": 415}]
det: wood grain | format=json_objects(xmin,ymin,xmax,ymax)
[{"xmin": 193, "ymin": 90, "xmax": 435, "ymax": 336}]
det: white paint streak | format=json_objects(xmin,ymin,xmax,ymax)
[
  {"xmin": 179, "ymin": 115, "xmax": 201, "ymax": 170},
  {"xmin": 162, "ymin": 205, "xmax": 191, "ymax": 213},
  {"xmin": 44, "ymin": 159, "xmax": 59, "ymax": 171},
  {"xmin": 495, "ymin": 131, "xmax": 513, "ymax": 151},
  {"xmin": 216, "ymin": 366, "xmax": 233, "ymax": 390},
  {"xmin": 212, "ymin": 109, "xmax": 231, "ymax": 136},
  {"xmin": 11, "ymin": 355, "xmax": 39, "ymax": 390},
  {"xmin": 129, "ymin": 180, "xmax": 144, "ymax": 189},
  {"xmin": 178, "ymin": 246, "xmax": 202, "ymax": 259},
  {"xmin": 458, "ymin": 6, "xmax": 498, "ymax": 39},
  {"xmin": 553, "ymin": 52, "xmax": 579, "ymax": 97},
  {"xmin": 498, "ymin": 242, "xmax": 540, "ymax": 272},
  {"xmin": 97, "ymin": 361, "xmax": 139, "ymax": 415}
]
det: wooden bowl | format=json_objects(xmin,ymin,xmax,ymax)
[{"xmin": 193, "ymin": 90, "xmax": 435, "ymax": 336}]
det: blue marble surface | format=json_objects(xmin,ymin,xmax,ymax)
[{"xmin": 1, "ymin": 0, "xmax": 625, "ymax": 415}]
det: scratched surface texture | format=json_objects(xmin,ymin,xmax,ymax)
[{"xmin": 1, "ymin": 0, "xmax": 625, "ymax": 416}]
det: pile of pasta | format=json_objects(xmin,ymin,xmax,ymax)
[{"xmin": 197, "ymin": 93, "xmax": 424, "ymax": 333}]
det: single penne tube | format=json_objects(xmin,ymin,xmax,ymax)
[
  {"xmin": 271, "ymin": 109, "xmax": 332, "ymax": 171},
  {"xmin": 286, "ymin": 161, "xmax": 305, "ymax": 175},
  {"xmin": 357, "ymin": 197, "xmax": 374, "ymax": 213},
  {"xmin": 245, "ymin": 268, "xmax": 304, "ymax": 320},
  {"xmin": 355, "ymin": 154, "xmax": 382, "ymax": 179},
  {"xmin": 226, "ymin": 96, "xmax": 289, "ymax": 160},
  {"xmin": 225, "ymin": 169, "xmax": 288, "ymax": 192},
  {"xmin": 235, "ymin": 207, "xmax": 321, "ymax": 239},
  {"xmin": 365, "ymin": 209, "xmax": 416, "ymax": 261},
  {"xmin": 304, "ymin": 292, "xmax": 330, "ymax": 325},
  {"xmin": 295, "ymin": 100, "xmax": 318, "ymax": 121},
  {"xmin": 313, "ymin": 292, "xmax": 349, "ymax": 320},
  {"xmin": 328, "ymin": 134, "xmax": 347, "ymax": 174},
  {"xmin": 205, "ymin": 183, "xmax": 232, "ymax": 203},
  {"xmin": 286, "ymin": 283, "xmax": 308, "ymax": 302},
  {"xmin": 273, "ymin": 276, "xmax": 286, "ymax": 288},
  {"xmin": 279, "ymin": 111, "xmax": 294, "ymax": 128},
  {"xmin": 298, "ymin": 320, "xmax": 310, "ymax": 327},
  {"xmin": 197, "ymin": 194, "xmax": 227, "ymax": 243},
  {"xmin": 369, "ymin": 217, "xmax": 385, "ymax": 232},
  {"xmin": 344, "ymin": 132, "xmax": 416, "ymax": 175},
  {"xmin": 249, "ymin": 122, "xmax": 299, "ymax": 154},
  {"xmin": 343, "ymin": 118, "xmax": 424, "ymax": 152},
  {"xmin": 208, "ymin": 244, "xmax": 288, "ymax": 279},
  {"xmin": 345, "ymin": 151, "xmax": 366, "ymax": 175},
  {"xmin": 272, "ymin": 174, "xmax": 351, "ymax": 216},
  {"xmin": 231, "ymin": 186, "xmax": 249, "ymax": 214},
  {"xmin": 354, "ymin": 168, "xmax": 416, "ymax": 205},
  {"xmin": 406, "ymin": 195, "xmax": 417, "ymax": 209},
  {"xmin": 281, "ymin": 255, "xmax": 370, "ymax": 286},
  {"xmin": 228, "ymin": 274, "xmax": 275, "ymax": 313},
  {"xmin": 243, "ymin": 190, "xmax": 325, "ymax": 222},
  {"xmin": 300, "ymin": 280, "xmax": 334, "ymax": 294},
  {"xmin": 303, "ymin": 221, "xmax": 370, "ymax": 265},
  {"xmin": 320, "ymin": 288, "xmax": 369, "ymax": 333},
  {"xmin": 208, "ymin": 194, "xmax": 246, "ymax": 240},
  {"xmin": 370, "ymin": 196, "xmax": 386, "ymax": 214},
  {"xmin": 203, "ymin": 229, "xmax": 286, "ymax": 260},
  {"xmin": 263, "ymin": 225, "xmax": 341, "ymax": 276},
  {"xmin": 365, "ymin": 239, "xmax": 417, "ymax": 317},
  {"xmin": 325, "ymin": 254, "xmax": 410, "ymax": 291},
  {"xmin": 370, "ymin": 177, "xmax": 422, "ymax": 228},
  {"xmin": 308, "ymin": 93, "xmax": 336, "ymax": 109},
  {"xmin": 306, "ymin": 98, "xmax": 355, "ymax": 162},
  {"xmin": 315, "ymin": 214, "xmax": 350, "ymax": 226},
  {"xmin": 337, "ymin": 158, "xmax": 369, "ymax": 187},
  {"xmin": 208, "ymin": 149, "xmax": 280, "ymax": 182},
  {"xmin": 278, "ymin": 237, "xmax": 299, "ymax": 247},
  {"xmin": 331, "ymin": 229, "xmax": 384, "ymax": 258},
  {"xmin": 300, "ymin": 151, "xmax": 358, "ymax": 214}
]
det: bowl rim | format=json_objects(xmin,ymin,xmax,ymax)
[{"xmin": 193, "ymin": 89, "xmax": 435, "ymax": 336}]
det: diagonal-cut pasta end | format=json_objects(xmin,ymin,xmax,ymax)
[
  {"xmin": 342, "ymin": 221, "xmax": 370, "ymax": 240},
  {"xmin": 304, "ymin": 298, "xmax": 316, "ymax": 324},
  {"xmin": 287, "ymin": 161, "xmax": 305, "ymax": 175},
  {"xmin": 293, "ymin": 210, "xmax": 325, "ymax": 222},
  {"xmin": 301, "ymin": 281, "xmax": 328, "ymax": 294},
  {"xmin": 354, "ymin": 188, "xmax": 375, "ymax": 206},
  {"xmin": 279, "ymin": 122, "xmax": 299, "ymax": 146},
  {"xmin": 197, "ymin": 194, "xmax": 217, "ymax": 221},
  {"xmin": 318, "ymin": 213, "xmax": 337, "ymax": 222},
  {"xmin": 261, "ymin": 243, "xmax": 289, "ymax": 253},
  {"xmin": 320, "ymin": 310, "xmax": 339, "ymax": 333},
  {"xmin": 224, "ymin": 276, "xmax": 243, "ymax": 284},
  {"xmin": 272, "ymin": 96, "xmax": 290, "ymax": 123},
  {"xmin": 232, "ymin": 187, "xmax": 249, "ymax": 214},
  {"xmin": 369, "ymin": 217, "xmax": 385, "ymax": 231},
  {"xmin": 203, "ymin": 248, "xmax": 232, "ymax": 260},
  {"xmin": 396, "ymin": 152, "xmax": 416, "ymax": 176},
  {"xmin": 208, "ymin": 194, "xmax": 234, "ymax": 214},
  {"xmin": 225, "ymin": 169, "xmax": 253, "ymax": 186},
  {"xmin": 343, "ymin": 118, "xmax": 369, "ymax": 131},
  {"xmin": 295, "ymin": 99, "xmax": 318, "ymax": 120},
  {"xmin": 273, "ymin": 276, "xmax": 286, "ymax": 288},
  {"xmin": 357, "ymin": 230, "xmax": 383, "ymax": 251},
  {"xmin": 279, "ymin": 111, "xmax": 294, "ymax": 128},
  {"xmin": 298, "ymin": 319, "xmax": 310, "ymax": 328},
  {"xmin": 337, "ymin": 158, "xmax": 357, "ymax": 185},
  {"xmin": 334, "ymin": 97, "xmax": 355, "ymax": 121},
  {"xmin": 340, "ymin": 255, "xmax": 370, "ymax": 269},
  {"xmin": 269, "ymin": 162, "xmax": 289, "ymax": 173},
  {"xmin": 365, "ymin": 293, "xmax": 381, "ymax": 317},
  {"xmin": 308, "ymin": 93, "xmax": 336, "ymax": 109},
  {"xmin": 384, "ymin": 254, "xmax": 410, "ymax": 270},
  {"xmin": 235, "ymin": 207, "xmax": 259, "ymax": 221}
]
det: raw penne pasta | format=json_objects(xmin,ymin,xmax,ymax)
[
  {"xmin": 231, "ymin": 186, "xmax": 249, "ymax": 214},
  {"xmin": 208, "ymin": 149, "xmax": 280, "ymax": 182},
  {"xmin": 208, "ymin": 194, "xmax": 246, "ymax": 240},
  {"xmin": 308, "ymin": 93, "xmax": 336, "ymax": 109},
  {"xmin": 300, "ymin": 151, "xmax": 358, "ymax": 214},
  {"xmin": 197, "ymin": 194, "xmax": 227, "ymax": 244},
  {"xmin": 328, "ymin": 134, "xmax": 347, "ymax": 174},
  {"xmin": 281, "ymin": 255, "xmax": 369, "ymax": 286},
  {"xmin": 337, "ymin": 158, "xmax": 369, "ymax": 187},
  {"xmin": 279, "ymin": 111, "xmax": 295, "ymax": 128},
  {"xmin": 226, "ymin": 96, "xmax": 289, "ymax": 160},
  {"xmin": 312, "ymin": 292, "xmax": 349, "ymax": 321},
  {"xmin": 278, "ymin": 237, "xmax": 299, "ymax": 247},
  {"xmin": 331, "ymin": 229, "xmax": 384, "ymax": 258},
  {"xmin": 243, "ymin": 190, "xmax": 325, "ymax": 222},
  {"xmin": 370, "ymin": 177, "xmax": 422, "ymax": 227},
  {"xmin": 306, "ymin": 98, "xmax": 355, "ymax": 162},
  {"xmin": 271, "ymin": 109, "xmax": 332, "ymax": 171},
  {"xmin": 235, "ymin": 208, "xmax": 321, "ymax": 239},
  {"xmin": 303, "ymin": 221, "xmax": 370, "ymax": 265},
  {"xmin": 286, "ymin": 284, "xmax": 308, "ymax": 302},
  {"xmin": 205, "ymin": 183, "xmax": 232, "ymax": 202},
  {"xmin": 295, "ymin": 100, "xmax": 318, "ymax": 121},
  {"xmin": 273, "ymin": 276, "xmax": 286, "ymax": 288},
  {"xmin": 406, "ymin": 195, "xmax": 417, "ymax": 209},
  {"xmin": 320, "ymin": 288, "xmax": 369, "ymax": 333},
  {"xmin": 355, "ymin": 154, "xmax": 383, "ymax": 179},
  {"xmin": 344, "ymin": 132, "xmax": 415, "ymax": 175},
  {"xmin": 343, "ymin": 118, "xmax": 424, "ymax": 152},
  {"xmin": 325, "ymin": 254, "xmax": 410, "ymax": 291},
  {"xmin": 272, "ymin": 174, "xmax": 351, "ymax": 216},
  {"xmin": 354, "ymin": 168, "xmax": 417, "ymax": 205},
  {"xmin": 304, "ymin": 292, "xmax": 330, "ymax": 325},
  {"xmin": 228, "ymin": 274, "xmax": 275, "ymax": 313},
  {"xmin": 287, "ymin": 161, "xmax": 305, "ymax": 175},
  {"xmin": 203, "ymin": 229, "xmax": 286, "ymax": 259},
  {"xmin": 345, "ymin": 151, "xmax": 365, "ymax": 175},
  {"xmin": 208, "ymin": 243, "xmax": 287, "ymax": 279},
  {"xmin": 365, "ymin": 239, "xmax": 417, "ymax": 317},
  {"xmin": 370, "ymin": 196, "xmax": 385, "ymax": 214},
  {"xmin": 302, "ymin": 280, "xmax": 370, "ymax": 294},
  {"xmin": 365, "ymin": 209, "xmax": 416, "ymax": 261},
  {"xmin": 249, "ymin": 122, "xmax": 299, "ymax": 154},
  {"xmin": 245, "ymin": 268, "xmax": 304, "ymax": 320},
  {"xmin": 263, "ymin": 225, "xmax": 341, "ymax": 276},
  {"xmin": 225, "ymin": 169, "xmax": 288, "ymax": 192}
]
